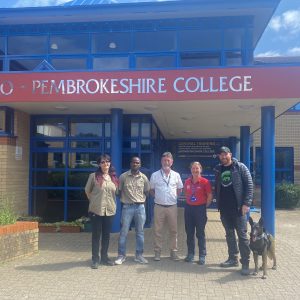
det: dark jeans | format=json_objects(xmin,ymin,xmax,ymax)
[
  {"xmin": 184, "ymin": 204, "xmax": 207, "ymax": 257},
  {"xmin": 220, "ymin": 212, "xmax": 250, "ymax": 265},
  {"xmin": 90, "ymin": 213, "xmax": 114, "ymax": 263}
]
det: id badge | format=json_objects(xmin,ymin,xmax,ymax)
[{"xmin": 190, "ymin": 195, "xmax": 196, "ymax": 202}]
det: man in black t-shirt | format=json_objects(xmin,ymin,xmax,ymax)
[{"xmin": 214, "ymin": 146, "xmax": 253, "ymax": 276}]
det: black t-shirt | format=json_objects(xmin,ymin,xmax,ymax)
[{"xmin": 219, "ymin": 165, "xmax": 238, "ymax": 215}]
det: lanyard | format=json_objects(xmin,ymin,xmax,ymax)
[
  {"xmin": 191, "ymin": 181, "xmax": 197, "ymax": 196},
  {"xmin": 160, "ymin": 170, "xmax": 171, "ymax": 187}
]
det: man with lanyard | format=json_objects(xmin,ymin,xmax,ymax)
[
  {"xmin": 214, "ymin": 146, "xmax": 253, "ymax": 276},
  {"xmin": 115, "ymin": 156, "xmax": 150, "ymax": 265},
  {"xmin": 150, "ymin": 152, "xmax": 183, "ymax": 261}
]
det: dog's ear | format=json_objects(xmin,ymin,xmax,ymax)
[
  {"xmin": 259, "ymin": 217, "xmax": 264, "ymax": 226},
  {"xmin": 249, "ymin": 216, "xmax": 254, "ymax": 226}
]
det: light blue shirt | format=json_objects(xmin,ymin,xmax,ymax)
[{"xmin": 150, "ymin": 169, "xmax": 183, "ymax": 205}]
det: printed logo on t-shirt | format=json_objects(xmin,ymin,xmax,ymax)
[{"xmin": 221, "ymin": 170, "xmax": 232, "ymax": 187}]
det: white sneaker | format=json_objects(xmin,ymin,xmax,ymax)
[
  {"xmin": 115, "ymin": 255, "xmax": 126, "ymax": 265},
  {"xmin": 134, "ymin": 255, "xmax": 149, "ymax": 264}
]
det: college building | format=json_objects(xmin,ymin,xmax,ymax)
[{"xmin": 0, "ymin": 0, "xmax": 299, "ymax": 234}]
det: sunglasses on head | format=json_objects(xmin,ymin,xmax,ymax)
[{"xmin": 100, "ymin": 160, "xmax": 110, "ymax": 164}]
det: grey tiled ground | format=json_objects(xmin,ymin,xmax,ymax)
[{"xmin": 0, "ymin": 209, "xmax": 299, "ymax": 299}]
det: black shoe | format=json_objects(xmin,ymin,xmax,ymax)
[
  {"xmin": 241, "ymin": 264, "xmax": 250, "ymax": 276},
  {"xmin": 197, "ymin": 256, "xmax": 205, "ymax": 265},
  {"xmin": 184, "ymin": 254, "xmax": 194, "ymax": 262},
  {"xmin": 220, "ymin": 258, "xmax": 239, "ymax": 268},
  {"xmin": 100, "ymin": 258, "xmax": 115, "ymax": 266},
  {"xmin": 91, "ymin": 261, "xmax": 99, "ymax": 269}
]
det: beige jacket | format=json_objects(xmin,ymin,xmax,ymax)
[{"xmin": 85, "ymin": 173, "xmax": 117, "ymax": 216}]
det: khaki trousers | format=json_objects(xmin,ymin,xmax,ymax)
[{"xmin": 153, "ymin": 204, "xmax": 178, "ymax": 253}]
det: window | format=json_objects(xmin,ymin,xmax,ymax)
[
  {"xmin": 9, "ymin": 59, "xmax": 43, "ymax": 71},
  {"xmin": 136, "ymin": 55, "xmax": 175, "ymax": 69},
  {"xmin": 224, "ymin": 28, "xmax": 244, "ymax": 49},
  {"xmin": 225, "ymin": 51, "xmax": 242, "ymax": 66},
  {"xmin": 69, "ymin": 118, "xmax": 103, "ymax": 138},
  {"xmin": 50, "ymin": 35, "xmax": 89, "ymax": 54},
  {"xmin": 92, "ymin": 32, "xmax": 131, "ymax": 53},
  {"xmin": 8, "ymin": 35, "xmax": 47, "ymax": 55},
  {"xmin": 51, "ymin": 58, "xmax": 87, "ymax": 70},
  {"xmin": 33, "ymin": 118, "xmax": 66, "ymax": 137},
  {"xmin": 0, "ymin": 107, "xmax": 14, "ymax": 136},
  {"xmin": 180, "ymin": 52, "xmax": 220, "ymax": 67},
  {"xmin": 0, "ymin": 36, "xmax": 4, "ymax": 55},
  {"xmin": 93, "ymin": 56, "xmax": 129, "ymax": 70},
  {"xmin": 255, "ymin": 147, "xmax": 294, "ymax": 184},
  {"xmin": 178, "ymin": 29, "xmax": 222, "ymax": 51},
  {"xmin": 135, "ymin": 31, "xmax": 176, "ymax": 52}
]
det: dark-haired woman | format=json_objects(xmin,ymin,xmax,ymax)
[{"xmin": 85, "ymin": 154, "xmax": 119, "ymax": 269}]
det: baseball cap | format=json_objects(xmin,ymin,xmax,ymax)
[{"xmin": 218, "ymin": 146, "xmax": 231, "ymax": 154}]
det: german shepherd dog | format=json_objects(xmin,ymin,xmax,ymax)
[{"xmin": 249, "ymin": 217, "xmax": 277, "ymax": 279}]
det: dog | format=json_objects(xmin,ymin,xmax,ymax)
[{"xmin": 249, "ymin": 216, "xmax": 277, "ymax": 279}]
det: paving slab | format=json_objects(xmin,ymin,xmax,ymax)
[{"xmin": 0, "ymin": 209, "xmax": 299, "ymax": 299}]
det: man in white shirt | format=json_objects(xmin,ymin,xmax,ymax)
[{"xmin": 150, "ymin": 152, "xmax": 183, "ymax": 261}]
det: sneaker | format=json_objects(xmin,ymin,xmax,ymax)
[
  {"xmin": 154, "ymin": 251, "xmax": 161, "ymax": 261},
  {"xmin": 184, "ymin": 254, "xmax": 194, "ymax": 262},
  {"xmin": 220, "ymin": 258, "xmax": 239, "ymax": 268},
  {"xmin": 91, "ymin": 261, "xmax": 99, "ymax": 269},
  {"xmin": 241, "ymin": 264, "xmax": 250, "ymax": 276},
  {"xmin": 115, "ymin": 255, "xmax": 126, "ymax": 265},
  {"xmin": 100, "ymin": 258, "xmax": 115, "ymax": 266},
  {"xmin": 170, "ymin": 251, "xmax": 180, "ymax": 261},
  {"xmin": 134, "ymin": 255, "xmax": 149, "ymax": 264},
  {"xmin": 198, "ymin": 256, "xmax": 205, "ymax": 265}
]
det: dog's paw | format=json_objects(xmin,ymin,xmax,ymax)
[
  {"xmin": 252, "ymin": 271, "xmax": 258, "ymax": 276},
  {"xmin": 261, "ymin": 275, "xmax": 267, "ymax": 279},
  {"xmin": 272, "ymin": 266, "xmax": 277, "ymax": 270}
]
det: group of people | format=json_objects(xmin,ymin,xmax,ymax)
[{"xmin": 84, "ymin": 146, "xmax": 253, "ymax": 276}]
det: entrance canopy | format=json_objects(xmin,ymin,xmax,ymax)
[{"xmin": 1, "ymin": 66, "xmax": 299, "ymax": 139}]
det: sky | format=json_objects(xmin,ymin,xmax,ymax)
[{"xmin": 0, "ymin": 0, "xmax": 299, "ymax": 57}]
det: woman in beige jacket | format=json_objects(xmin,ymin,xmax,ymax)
[{"xmin": 85, "ymin": 154, "xmax": 118, "ymax": 269}]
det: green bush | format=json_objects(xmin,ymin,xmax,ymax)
[
  {"xmin": 0, "ymin": 194, "xmax": 17, "ymax": 225},
  {"xmin": 275, "ymin": 183, "xmax": 300, "ymax": 209}
]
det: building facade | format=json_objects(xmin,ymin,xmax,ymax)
[{"xmin": 0, "ymin": 0, "xmax": 298, "ymax": 234}]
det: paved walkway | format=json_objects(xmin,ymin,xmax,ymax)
[{"xmin": 0, "ymin": 209, "xmax": 299, "ymax": 300}]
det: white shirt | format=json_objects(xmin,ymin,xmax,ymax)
[{"xmin": 150, "ymin": 169, "xmax": 183, "ymax": 205}]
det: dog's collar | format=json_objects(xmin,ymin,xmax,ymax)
[{"xmin": 251, "ymin": 232, "xmax": 268, "ymax": 241}]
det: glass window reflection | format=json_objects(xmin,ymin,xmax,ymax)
[
  {"xmin": 8, "ymin": 35, "xmax": 47, "ymax": 55},
  {"xmin": 51, "ymin": 58, "xmax": 87, "ymax": 70},
  {"xmin": 135, "ymin": 31, "xmax": 175, "ymax": 52},
  {"xmin": 32, "ymin": 152, "xmax": 66, "ymax": 168},
  {"xmin": 69, "ymin": 152, "xmax": 99, "ymax": 169},
  {"xmin": 34, "ymin": 118, "xmax": 66, "ymax": 137},
  {"xmin": 93, "ymin": 56, "xmax": 129, "ymax": 70},
  {"xmin": 92, "ymin": 32, "xmax": 131, "ymax": 53},
  {"xmin": 69, "ymin": 119, "xmax": 102, "ymax": 137},
  {"xmin": 50, "ymin": 35, "xmax": 89, "ymax": 54},
  {"xmin": 9, "ymin": 59, "xmax": 43, "ymax": 71},
  {"xmin": 136, "ymin": 55, "xmax": 175, "ymax": 69}
]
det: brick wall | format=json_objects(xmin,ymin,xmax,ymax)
[
  {"xmin": 253, "ymin": 112, "xmax": 300, "ymax": 185},
  {"xmin": 0, "ymin": 222, "xmax": 38, "ymax": 263},
  {"xmin": 0, "ymin": 110, "xmax": 30, "ymax": 215}
]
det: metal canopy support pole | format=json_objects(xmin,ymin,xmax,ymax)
[
  {"xmin": 111, "ymin": 108, "xmax": 123, "ymax": 233},
  {"xmin": 261, "ymin": 106, "xmax": 275, "ymax": 236},
  {"xmin": 240, "ymin": 126, "xmax": 250, "ymax": 168}
]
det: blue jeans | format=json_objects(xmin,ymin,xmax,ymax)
[{"xmin": 118, "ymin": 203, "xmax": 146, "ymax": 256}]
